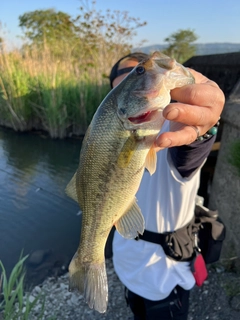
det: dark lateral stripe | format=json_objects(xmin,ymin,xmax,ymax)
[{"xmin": 116, "ymin": 67, "xmax": 135, "ymax": 77}]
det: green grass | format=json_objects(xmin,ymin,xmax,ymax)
[
  {"xmin": 0, "ymin": 255, "xmax": 45, "ymax": 320},
  {"xmin": 224, "ymin": 277, "xmax": 240, "ymax": 298},
  {"xmin": 0, "ymin": 42, "xmax": 115, "ymax": 138},
  {"xmin": 229, "ymin": 140, "xmax": 240, "ymax": 176},
  {"xmin": 0, "ymin": 52, "xmax": 31, "ymax": 131}
]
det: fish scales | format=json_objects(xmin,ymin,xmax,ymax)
[
  {"xmin": 65, "ymin": 52, "xmax": 195, "ymax": 313},
  {"xmin": 76, "ymin": 102, "xmax": 144, "ymax": 256}
]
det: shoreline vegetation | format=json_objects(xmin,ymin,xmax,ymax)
[
  {"xmin": 0, "ymin": 255, "xmax": 45, "ymax": 320},
  {"xmin": 0, "ymin": 43, "xmax": 114, "ymax": 139},
  {"xmin": 0, "ymin": 2, "xmax": 147, "ymax": 139},
  {"xmin": 0, "ymin": 2, "xmax": 199, "ymax": 139}
]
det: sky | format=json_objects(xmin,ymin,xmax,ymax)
[{"xmin": 0, "ymin": 0, "xmax": 239, "ymax": 47}]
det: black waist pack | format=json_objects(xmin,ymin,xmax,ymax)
[
  {"xmin": 194, "ymin": 204, "xmax": 226, "ymax": 264},
  {"xmin": 136, "ymin": 204, "xmax": 226, "ymax": 264}
]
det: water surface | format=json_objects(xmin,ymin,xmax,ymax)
[{"xmin": 0, "ymin": 128, "xmax": 83, "ymax": 286}]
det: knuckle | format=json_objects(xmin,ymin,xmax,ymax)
[
  {"xmin": 187, "ymin": 86, "xmax": 201, "ymax": 105},
  {"xmin": 216, "ymin": 90, "xmax": 225, "ymax": 109}
]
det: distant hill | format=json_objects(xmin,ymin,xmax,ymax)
[{"xmin": 134, "ymin": 43, "xmax": 240, "ymax": 56}]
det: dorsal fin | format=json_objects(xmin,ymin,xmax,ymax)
[{"xmin": 65, "ymin": 172, "xmax": 78, "ymax": 202}]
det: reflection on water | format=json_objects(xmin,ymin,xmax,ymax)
[{"xmin": 0, "ymin": 128, "xmax": 83, "ymax": 286}]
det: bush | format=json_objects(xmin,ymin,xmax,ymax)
[
  {"xmin": 229, "ymin": 140, "xmax": 240, "ymax": 176},
  {"xmin": 0, "ymin": 255, "xmax": 45, "ymax": 320}
]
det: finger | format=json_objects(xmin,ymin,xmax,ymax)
[
  {"xmin": 155, "ymin": 125, "xmax": 200, "ymax": 148},
  {"xmin": 170, "ymin": 82, "xmax": 224, "ymax": 108},
  {"xmin": 163, "ymin": 81, "xmax": 225, "ymax": 131},
  {"xmin": 163, "ymin": 102, "xmax": 215, "ymax": 130}
]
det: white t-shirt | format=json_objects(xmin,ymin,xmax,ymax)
[{"xmin": 113, "ymin": 120, "xmax": 202, "ymax": 301}]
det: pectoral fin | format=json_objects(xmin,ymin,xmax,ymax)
[
  {"xmin": 117, "ymin": 135, "xmax": 138, "ymax": 168},
  {"xmin": 65, "ymin": 172, "xmax": 79, "ymax": 203},
  {"xmin": 115, "ymin": 199, "xmax": 145, "ymax": 239},
  {"xmin": 145, "ymin": 146, "xmax": 157, "ymax": 175}
]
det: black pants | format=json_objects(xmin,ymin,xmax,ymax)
[{"xmin": 126, "ymin": 285, "xmax": 190, "ymax": 320}]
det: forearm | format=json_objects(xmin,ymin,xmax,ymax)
[{"xmin": 169, "ymin": 136, "xmax": 216, "ymax": 177}]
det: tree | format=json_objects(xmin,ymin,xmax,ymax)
[
  {"xmin": 19, "ymin": 9, "xmax": 79, "ymax": 56},
  {"xmin": 72, "ymin": 0, "xmax": 147, "ymax": 67},
  {"xmin": 163, "ymin": 29, "xmax": 198, "ymax": 63},
  {"xmin": 18, "ymin": 1, "xmax": 147, "ymax": 68}
]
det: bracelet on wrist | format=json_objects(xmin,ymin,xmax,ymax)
[{"xmin": 196, "ymin": 118, "xmax": 220, "ymax": 141}]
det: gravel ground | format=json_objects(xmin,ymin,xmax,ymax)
[{"xmin": 24, "ymin": 259, "xmax": 240, "ymax": 320}]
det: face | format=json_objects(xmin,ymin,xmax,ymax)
[{"xmin": 112, "ymin": 59, "xmax": 139, "ymax": 88}]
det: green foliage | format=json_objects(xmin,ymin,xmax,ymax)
[
  {"xmin": 19, "ymin": 0, "xmax": 146, "ymax": 65},
  {"xmin": 224, "ymin": 277, "xmax": 240, "ymax": 297},
  {"xmin": 19, "ymin": 9, "xmax": 78, "ymax": 56},
  {"xmin": 0, "ymin": 0, "xmax": 147, "ymax": 138},
  {"xmin": 229, "ymin": 140, "xmax": 240, "ymax": 176},
  {"xmin": 74, "ymin": 0, "xmax": 146, "ymax": 58},
  {"xmin": 0, "ymin": 50, "xmax": 32, "ymax": 131},
  {"xmin": 32, "ymin": 70, "xmax": 109, "ymax": 138},
  {"xmin": 0, "ymin": 43, "xmax": 110, "ymax": 138},
  {"xmin": 0, "ymin": 255, "xmax": 45, "ymax": 320},
  {"xmin": 163, "ymin": 29, "xmax": 198, "ymax": 63}
]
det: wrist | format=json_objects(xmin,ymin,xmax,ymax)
[{"xmin": 196, "ymin": 118, "xmax": 220, "ymax": 141}]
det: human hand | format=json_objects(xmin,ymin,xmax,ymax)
[{"xmin": 155, "ymin": 69, "xmax": 225, "ymax": 149}]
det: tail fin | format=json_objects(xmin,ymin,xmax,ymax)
[{"xmin": 68, "ymin": 253, "xmax": 108, "ymax": 313}]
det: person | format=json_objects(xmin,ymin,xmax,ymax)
[{"xmin": 109, "ymin": 52, "xmax": 225, "ymax": 320}]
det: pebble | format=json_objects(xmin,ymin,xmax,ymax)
[
  {"xmin": 15, "ymin": 259, "xmax": 240, "ymax": 320},
  {"xmin": 230, "ymin": 294, "xmax": 240, "ymax": 311},
  {"xmin": 34, "ymin": 286, "xmax": 42, "ymax": 294},
  {"xmin": 28, "ymin": 295, "xmax": 35, "ymax": 303}
]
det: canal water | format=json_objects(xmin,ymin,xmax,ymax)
[
  {"xmin": 0, "ymin": 126, "xmax": 217, "ymax": 288},
  {"xmin": 0, "ymin": 127, "xmax": 83, "ymax": 287}
]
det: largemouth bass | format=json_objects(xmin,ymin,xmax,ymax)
[{"xmin": 65, "ymin": 52, "xmax": 195, "ymax": 313}]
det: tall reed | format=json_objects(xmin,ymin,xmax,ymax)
[
  {"xmin": 0, "ymin": 40, "xmax": 114, "ymax": 138},
  {"xmin": 0, "ymin": 46, "xmax": 32, "ymax": 131}
]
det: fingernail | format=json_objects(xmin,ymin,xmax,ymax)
[
  {"xmin": 157, "ymin": 138, "xmax": 172, "ymax": 148},
  {"xmin": 166, "ymin": 108, "xmax": 179, "ymax": 120}
]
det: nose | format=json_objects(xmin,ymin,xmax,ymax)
[{"xmin": 118, "ymin": 108, "xmax": 127, "ymax": 118}]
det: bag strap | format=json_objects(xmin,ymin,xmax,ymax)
[
  {"xmin": 135, "ymin": 214, "xmax": 197, "ymax": 246},
  {"xmin": 135, "ymin": 229, "xmax": 169, "ymax": 246}
]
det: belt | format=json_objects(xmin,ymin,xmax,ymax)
[{"xmin": 135, "ymin": 229, "xmax": 170, "ymax": 246}]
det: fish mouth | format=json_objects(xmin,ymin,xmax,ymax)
[{"xmin": 128, "ymin": 109, "xmax": 160, "ymax": 124}]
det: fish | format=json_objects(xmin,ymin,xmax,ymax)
[{"xmin": 65, "ymin": 51, "xmax": 195, "ymax": 313}]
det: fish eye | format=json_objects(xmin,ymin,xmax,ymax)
[{"xmin": 136, "ymin": 66, "xmax": 145, "ymax": 75}]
